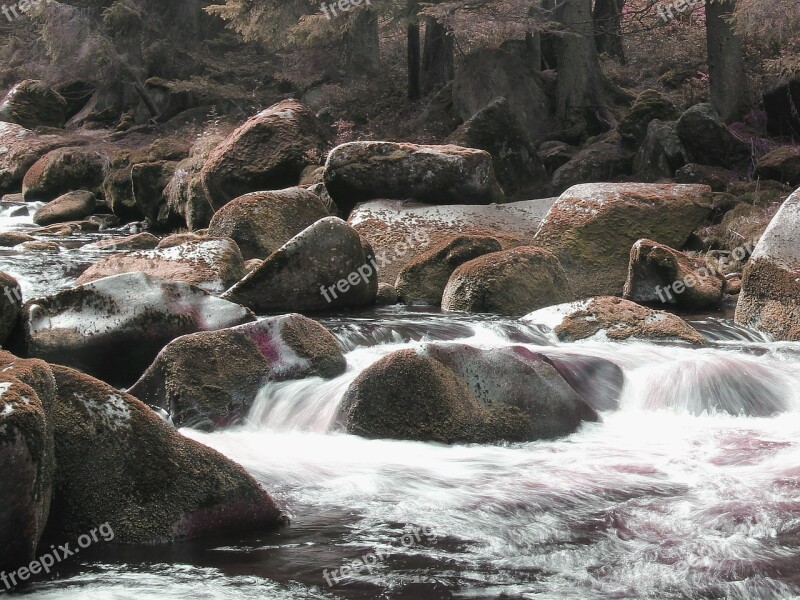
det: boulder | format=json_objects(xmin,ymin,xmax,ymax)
[
  {"xmin": 339, "ymin": 347, "xmax": 597, "ymax": 444},
  {"xmin": 323, "ymin": 141, "xmax": 504, "ymax": 215},
  {"xmin": 22, "ymin": 147, "xmax": 108, "ymax": 202},
  {"xmin": 445, "ymin": 97, "xmax": 548, "ymax": 196},
  {"xmin": 222, "ymin": 217, "xmax": 378, "ymax": 313},
  {"xmin": 0, "ymin": 123, "xmax": 72, "ymax": 195},
  {"xmin": 0, "ymin": 231, "xmax": 34, "ymax": 247},
  {"xmin": 552, "ymin": 132, "xmax": 635, "ymax": 194},
  {"xmin": 23, "ymin": 272, "xmax": 255, "ymax": 385},
  {"xmin": 540, "ymin": 353, "xmax": 624, "ymax": 412},
  {"xmin": 0, "ymin": 271, "xmax": 21, "ymax": 346},
  {"xmin": 156, "ymin": 232, "xmax": 208, "ymax": 249},
  {"xmin": 452, "ymin": 48, "xmax": 551, "ymax": 144},
  {"xmin": 32, "ymin": 190, "xmax": 96, "ymax": 226},
  {"xmin": 675, "ymin": 163, "xmax": 737, "ymax": 192},
  {"xmin": 349, "ymin": 197, "xmax": 556, "ymax": 284},
  {"xmin": 676, "ymin": 103, "xmax": 750, "ymax": 168},
  {"xmin": 0, "ymin": 80, "xmax": 68, "ymax": 129},
  {"xmin": 46, "ymin": 365, "xmax": 287, "ymax": 543},
  {"xmin": 0, "ymin": 356, "xmax": 54, "ymax": 573},
  {"xmin": 523, "ymin": 296, "xmax": 706, "ymax": 345},
  {"xmin": 208, "ymin": 187, "xmax": 329, "ymax": 260},
  {"xmin": 201, "ymin": 100, "xmax": 329, "ymax": 209},
  {"xmin": 163, "ymin": 155, "xmax": 214, "ymax": 230},
  {"xmin": 376, "ymin": 283, "xmax": 399, "ymax": 305},
  {"xmin": 76, "ymin": 239, "xmax": 246, "ymax": 294},
  {"xmin": 763, "ymin": 76, "xmax": 800, "ymax": 140},
  {"xmin": 632, "ymin": 120, "xmax": 687, "ymax": 181},
  {"xmin": 735, "ymin": 187, "xmax": 800, "ymax": 339},
  {"xmin": 533, "ymin": 183, "xmax": 713, "ymax": 297},
  {"xmin": 80, "ymin": 232, "xmax": 159, "ymax": 252},
  {"xmin": 618, "ymin": 89, "xmax": 679, "ymax": 147},
  {"xmin": 538, "ymin": 141, "xmax": 578, "ymax": 173},
  {"xmin": 623, "ymin": 239, "xmax": 725, "ymax": 309},
  {"xmin": 754, "ymin": 147, "xmax": 800, "ymax": 186},
  {"xmin": 131, "ymin": 160, "xmax": 179, "ymax": 226},
  {"xmin": 129, "ymin": 314, "xmax": 346, "ymax": 430},
  {"xmin": 420, "ymin": 344, "xmax": 599, "ymax": 439},
  {"xmin": 441, "ymin": 246, "xmax": 573, "ymax": 316},
  {"xmin": 395, "ymin": 235, "xmax": 502, "ymax": 305}
]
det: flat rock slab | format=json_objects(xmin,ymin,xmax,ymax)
[{"xmin": 348, "ymin": 198, "xmax": 556, "ymax": 285}]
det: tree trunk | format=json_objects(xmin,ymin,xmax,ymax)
[
  {"xmin": 592, "ymin": 0, "xmax": 625, "ymax": 63},
  {"xmin": 421, "ymin": 17, "xmax": 454, "ymax": 94},
  {"xmin": 554, "ymin": 0, "xmax": 612, "ymax": 137},
  {"xmin": 705, "ymin": 0, "xmax": 749, "ymax": 122},
  {"xmin": 408, "ymin": 21, "xmax": 421, "ymax": 100},
  {"xmin": 343, "ymin": 9, "xmax": 380, "ymax": 78}
]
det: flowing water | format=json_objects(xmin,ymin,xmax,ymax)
[{"xmin": 3, "ymin": 207, "xmax": 800, "ymax": 599}]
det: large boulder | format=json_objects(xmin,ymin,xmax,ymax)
[
  {"xmin": 420, "ymin": 344, "xmax": 599, "ymax": 439},
  {"xmin": 754, "ymin": 146, "xmax": 800, "ymax": 187},
  {"xmin": 76, "ymin": 239, "xmax": 246, "ymax": 294},
  {"xmin": 623, "ymin": 239, "xmax": 725, "ymax": 309},
  {"xmin": 632, "ymin": 120, "xmax": 687, "ymax": 181},
  {"xmin": 222, "ymin": 217, "xmax": 378, "ymax": 313},
  {"xmin": 551, "ymin": 132, "xmax": 635, "ymax": 194},
  {"xmin": 33, "ymin": 190, "xmax": 96, "ymax": 226},
  {"xmin": 735, "ymin": 188, "xmax": 800, "ymax": 339},
  {"xmin": 0, "ymin": 271, "xmax": 21, "ymax": 346},
  {"xmin": 22, "ymin": 147, "xmax": 108, "ymax": 202},
  {"xmin": 618, "ymin": 89, "xmax": 679, "ymax": 147},
  {"xmin": 533, "ymin": 183, "xmax": 713, "ymax": 297},
  {"xmin": 0, "ymin": 123, "xmax": 72, "ymax": 195},
  {"xmin": 348, "ymin": 198, "xmax": 556, "ymax": 284},
  {"xmin": 46, "ymin": 365, "xmax": 287, "ymax": 543},
  {"xmin": 676, "ymin": 103, "xmax": 750, "ymax": 168},
  {"xmin": 523, "ymin": 296, "xmax": 706, "ymax": 345},
  {"xmin": 445, "ymin": 97, "xmax": 548, "ymax": 196},
  {"xmin": 129, "ymin": 314, "xmax": 346, "ymax": 430},
  {"xmin": 208, "ymin": 187, "xmax": 329, "ymax": 260},
  {"xmin": 0, "ymin": 354, "xmax": 55, "ymax": 573},
  {"xmin": 339, "ymin": 347, "xmax": 597, "ymax": 444},
  {"xmin": 395, "ymin": 235, "xmax": 502, "ymax": 305},
  {"xmin": 201, "ymin": 100, "xmax": 330, "ymax": 209},
  {"xmin": 323, "ymin": 141, "xmax": 504, "ymax": 216},
  {"xmin": 0, "ymin": 80, "xmax": 68, "ymax": 129},
  {"xmin": 24, "ymin": 273, "xmax": 254, "ymax": 384},
  {"xmin": 441, "ymin": 246, "xmax": 573, "ymax": 316},
  {"xmin": 452, "ymin": 48, "xmax": 551, "ymax": 144}
]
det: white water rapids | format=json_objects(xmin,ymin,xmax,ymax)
[{"xmin": 3, "ymin": 206, "xmax": 800, "ymax": 599}]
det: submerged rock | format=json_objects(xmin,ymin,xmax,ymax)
[
  {"xmin": 523, "ymin": 296, "xmax": 705, "ymax": 345},
  {"xmin": 23, "ymin": 273, "xmax": 255, "ymax": 385},
  {"xmin": 129, "ymin": 314, "xmax": 346, "ymax": 430},
  {"xmin": 324, "ymin": 141, "xmax": 504, "ymax": 215},
  {"xmin": 46, "ymin": 364, "xmax": 287, "ymax": 543},
  {"xmin": 533, "ymin": 183, "xmax": 713, "ymax": 297},
  {"xmin": 76, "ymin": 239, "xmax": 246, "ymax": 293},
  {"xmin": 442, "ymin": 246, "xmax": 573, "ymax": 316}
]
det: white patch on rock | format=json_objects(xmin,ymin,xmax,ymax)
[
  {"xmin": 522, "ymin": 300, "xmax": 591, "ymax": 330},
  {"xmin": 78, "ymin": 393, "xmax": 132, "ymax": 431}
]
